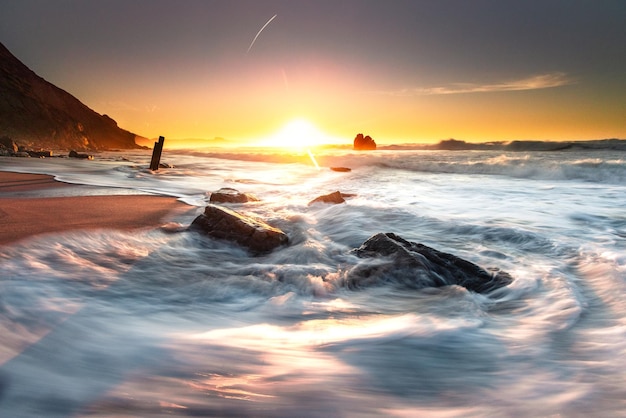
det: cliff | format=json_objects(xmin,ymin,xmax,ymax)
[{"xmin": 0, "ymin": 42, "xmax": 144, "ymax": 151}]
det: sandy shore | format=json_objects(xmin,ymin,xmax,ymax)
[{"xmin": 0, "ymin": 171, "xmax": 192, "ymax": 246}]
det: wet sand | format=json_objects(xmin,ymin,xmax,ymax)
[{"xmin": 0, "ymin": 171, "xmax": 191, "ymax": 246}]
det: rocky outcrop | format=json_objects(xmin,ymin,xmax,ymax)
[
  {"xmin": 347, "ymin": 232, "xmax": 512, "ymax": 293},
  {"xmin": 0, "ymin": 135, "xmax": 18, "ymax": 155},
  {"xmin": 308, "ymin": 191, "xmax": 346, "ymax": 205},
  {"xmin": 0, "ymin": 42, "xmax": 145, "ymax": 151},
  {"xmin": 68, "ymin": 150, "xmax": 94, "ymax": 160},
  {"xmin": 209, "ymin": 188, "xmax": 259, "ymax": 204},
  {"xmin": 190, "ymin": 204, "xmax": 288, "ymax": 254},
  {"xmin": 353, "ymin": 133, "xmax": 376, "ymax": 150},
  {"xmin": 26, "ymin": 150, "xmax": 52, "ymax": 158}
]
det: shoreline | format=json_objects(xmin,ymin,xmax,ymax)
[{"xmin": 0, "ymin": 171, "xmax": 194, "ymax": 246}]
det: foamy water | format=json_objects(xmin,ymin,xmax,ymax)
[{"xmin": 1, "ymin": 148, "xmax": 625, "ymax": 417}]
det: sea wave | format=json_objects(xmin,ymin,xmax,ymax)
[
  {"xmin": 177, "ymin": 148, "xmax": 626, "ymax": 184},
  {"xmin": 2, "ymin": 146, "xmax": 626, "ymax": 416},
  {"xmin": 381, "ymin": 154, "xmax": 626, "ymax": 183}
]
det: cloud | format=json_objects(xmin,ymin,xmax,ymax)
[{"xmin": 375, "ymin": 72, "xmax": 576, "ymax": 96}]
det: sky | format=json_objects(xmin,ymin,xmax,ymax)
[{"xmin": 1, "ymin": 0, "xmax": 625, "ymax": 145}]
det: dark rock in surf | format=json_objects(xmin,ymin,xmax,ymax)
[
  {"xmin": 68, "ymin": 150, "xmax": 94, "ymax": 160},
  {"xmin": 353, "ymin": 133, "xmax": 376, "ymax": 150},
  {"xmin": 308, "ymin": 191, "xmax": 347, "ymax": 205},
  {"xmin": 209, "ymin": 188, "xmax": 259, "ymax": 204},
  {"xmin": 348, "ymin": 232, "xmax": 512, "ymax": 293},
  {"xmin": 330, "ymin": 167, "xmax": 351, "ymax": 172},
  {"xmin": 27, "ymin": 150, "xmax": 52, "ymax": 158},
  {"xmin": 190, "ymin": 204, "xmax": 288, "ymax": 254}
]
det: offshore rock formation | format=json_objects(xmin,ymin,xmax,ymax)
[
  {"xmin": 353, "ymin": 133, "xmax": 376, "ymax": 150},
  {"xmin": 0, "ymin": 42, "xmax": 145, "ymax": 151},
  {"xmin": 190, "ymin": 204, "xmax": 288, "ymax": 254},
  {"xmin": 347, "ymin": 232, "xmax": 513, "ymax": 293}
]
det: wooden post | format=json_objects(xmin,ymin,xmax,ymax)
[{"xmin": 149, "ymin": 136, "xmax": 165, "ymax": 170}]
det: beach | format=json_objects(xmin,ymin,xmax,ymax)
[{"xmin": 0, "ymin": 171, "xmax": 191, "ymax": 246}]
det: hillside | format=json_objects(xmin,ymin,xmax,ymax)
[{"xmin": 0, "ymin": 42, "xmax": 144, "ymax": 151}]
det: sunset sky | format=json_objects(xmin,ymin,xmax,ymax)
[{"xmin": 1, "ymin": 0, "xmax": 625, "ymax": 145}]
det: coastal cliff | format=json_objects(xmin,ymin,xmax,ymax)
[{"xmin": 0, "ymin": 42, "xmax": 145, "ymax": 151}]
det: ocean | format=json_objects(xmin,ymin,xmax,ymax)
[{"xmin": 1, "ymin": 146, "xmax": 625, "ymax": 417}]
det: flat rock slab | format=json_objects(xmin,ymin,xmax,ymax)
[
  {"xmin": 348, "ymin": 232, "xmax": 512, "ymax": 293},
  {"xmin": 209, "ymin": 188, "xmax": 259, "ymax": 204},
  {"xmin": 190, "ymin": 204, "xmax": 288, "ymax": 254}
]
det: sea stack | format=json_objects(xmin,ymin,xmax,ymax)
[{"xmin": 353, "ymin": 133, "xmax": 376, "ymax": 150}]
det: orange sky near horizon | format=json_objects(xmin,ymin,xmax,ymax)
[
  {"xmin": 104, "ymin": 63, "xmax": 626, "ymax": 147},
  {"xmin": 127, "ymin": 77, "xmax": 625, "ymax": 146},
  {"xmin": 2, "ymin": 1, "xmax": 625, "ymax": 146}
]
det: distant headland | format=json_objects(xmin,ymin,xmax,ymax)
[{"xmin": 378, "ymin": 138, "xmax": 626, "ymax": 152}]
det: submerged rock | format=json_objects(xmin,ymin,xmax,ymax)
[
  {"xmin": 209, "ymin": 188, "xmax": 259, "ymax": 204},
  {"xmin": 190, "ymin": 204, "xmax": 288, "ymax": 254},
  {"xmin": 348, "ymin": 232, "xmax": 512, "ymax": 293}
]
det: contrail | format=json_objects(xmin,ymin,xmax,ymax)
[{"xmin": 247, "ymin": 14, "xmax": 277, "ymax": 54}]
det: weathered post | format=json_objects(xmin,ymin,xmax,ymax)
[{"xmin": 149, "ymin": 136, "xmax": 165, "ymax": 170}]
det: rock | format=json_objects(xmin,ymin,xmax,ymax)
[
  {"xmin": 308, "ymin": 191, "xmax": 347, "ymax": 205},
  {"xmin": 27, "ymin": 150, "xmax": 52, "ymax": 158},
  {"xmin": 68, "ymin": 150, "xmax": 94, "ymax": 160},
  {"xmin": 347, "ymin": 232, "xmax": 512, "ymax": 293},
  {"xmin": 189, "ymin": 204, "xmax": 288, "ymax": 254},
  {"xmin": 209, "ymin": 188, "xmax": 259, "ymax": 204},
  {"xmin": 0, "ymin": 135, "xmax": 18, "ymax": 153},
  {"xmin": 353, "ymin": 133, "xmax": 376, "ymax": 150},
  {"xmin": 330, "ymin": 167, "xmax": 351, "ymax": 172}
]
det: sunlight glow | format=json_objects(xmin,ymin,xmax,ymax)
[
  {"xmin": 307, "ymin": 149, "xmax": 320, "ymax": 170},
  {"xmin": 261, "ymin": 118, "xmax": 327, "ymax": 149}
]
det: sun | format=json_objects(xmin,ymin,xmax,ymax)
[{"xmin": 261, "ymin": 118, "xmax": 326, "ymax": 149}]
